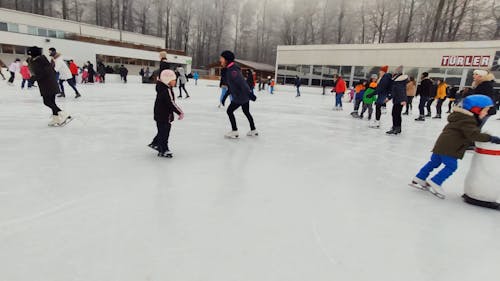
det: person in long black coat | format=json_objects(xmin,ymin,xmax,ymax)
[
  {"xmin": 87, "ymin": 61, "xmax": 95, "ymax": 83},
  {"xmin": 470, "ymin": 69, "xmax": 497, "ymax": 116}
]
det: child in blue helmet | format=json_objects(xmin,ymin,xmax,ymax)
[{"xmin": 411, "ymin": 95, "xmax": 500, "ymax": 199}]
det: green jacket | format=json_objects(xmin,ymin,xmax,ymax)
[
  {"xmin": 363, "ymin": 88, "xmax": 377, "ymax": 104},
  {"xmin": 433, "ymin": 107, "xmax": 492, "ymax": 159}
]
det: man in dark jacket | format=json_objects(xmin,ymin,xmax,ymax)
[
  {"xmin": 246, "ymin": 69, "xmax": 255, "ymax": 92},
  {"xmin": 295, "ymin": 75, "xmax": 301, "ymax": 97},
  {"xmin": 386, "ymin": 70, "xmax": 408, "ymax": 135},
  {"xmin": 415, "ymin": 72, "xmax": 434, "ymax": 121},
  {"xmin": 87, "ymin": 61, "xmax": 95, "ymax": 83},
  {"xmin": 219, "ymin": 50, "xmax": 258, "ymax": 139},
  {"xmin": 119, "ymin": 65, "xmax": 128, "ymax": 83},
  {"xmin": 27, "ymin": 46, "xmax": 71, "ymax": 126}
]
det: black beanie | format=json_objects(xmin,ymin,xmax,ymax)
[
  {"xmin": 27, "ymin": 46, "xmax": 43, "ymax": 58},
  {"xmin": 220, "ymin": 50, "xmax": 235, "ymax": 63}
]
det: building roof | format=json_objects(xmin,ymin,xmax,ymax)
[{"xmin": 235, "ymin": 59, "xmax": 275, "ymax": 72}]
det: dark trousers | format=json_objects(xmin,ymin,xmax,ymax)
[
  {"xmin": 178, "ymin": 84, "xmax": 189, "ymax": 97},
  {"xmin": 405, "ymin": 96, "xmax": 414, "ymax": 113},
  {"xmin": 59, "ymin": 78, "xmax": 80, "ymax": 95},
  {"xmin": 360, "ymin": 103, "xmax": 373, "ymax": 119},
  {"xmin": 436, "ymin": 99, "xmax": 444, "ymax": 115},
  {"xmin": 375, "ymin": 104, "xmax": 383, "ymax": 121},
  {"xmin": 418, "ymin": 96, "xmax": 429, "ymax": 116},
  {"xmin": 354, "ymin": 99, "xmax": 362, "ymax": 111},
  {"xmin": 21, "ymin": 79, "xmax": 33, "ymax": 89},
  {"xmin": 42, "ymin": 94, "xmax": 61, "ymax": 115},
  {"xmin": 227, "ymin": 102, "xmax": 256, "ymax": 131},
  {"xmin": 448, "ymin": 100, "xmax": 455, "ymax": 112},
  {"xmin": 8, "ymin": 71, "xmax": 15, "ymax": 83},
  {"xmin": 152, "ymin": 121, "xmax": 172, "ymax": 153},
  {"xmin": 425, "ymin": 99, "xmax": 434, "ymax": 115},
  {"xmin": 392, "ymin": 103, "xmax": 404, "ymax": 128}
]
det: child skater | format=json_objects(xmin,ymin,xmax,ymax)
[
  {"xmin": 148, "ymin": 69, "xmax": 184, "ymax": 158},
  {"xmin": 411, "ymin": 95, "xmax": 500, "ymax": 199},
  {"xmin": 27, "ymin": 46, "xmax": 71, "ymax": 127}
]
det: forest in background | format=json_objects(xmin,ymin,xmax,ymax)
[{"xmin": 1, "ymin": 0, "xmax": 499, "ymax": 68}]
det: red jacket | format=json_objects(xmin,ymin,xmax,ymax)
[
  {"xmin": 335, "ymin": 77, "xmax": 346, "ymax": 94},
  {"xmin": 20, "ymin": 65, "xmax": 31, "ymax": 79},
  {"xmin": 69, "ymin": 62, "xmax": 79, "ymax": 75}
]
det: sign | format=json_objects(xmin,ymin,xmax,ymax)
[{"xmin": 441, "ymin": 55, "xmax": 490, "ymax": 67}]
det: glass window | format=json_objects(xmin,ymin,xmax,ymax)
[
  {"xmin": 311, "ymin": 79, "xmax": 321, "ymax": 86},
  {"xmin": 47, "ymin": 30, "xmax": 57, "ymax": 38},
  {"xmin": 2, "ymin": 44, "xmax": 14, "ymax": 54},
  {"xmin": 14, "ymin": 46, "xmax": 26, "ymax": 55},
  {"xmin": 405, "ymin": 67, "xmax": 419, "ymax": 80},
  {"xmin": 56, "ymin": 31, "xmax": 65, "ymax": 39},
  {"xmin": 27, "ymin": 26, "xmax": 37, "ymax": 35},
  {"xmin": 113, "ymin": 57, "xmax": 121, "ymax": 64},
  {"xmin": 340, "ymin": 66, "xmax": 352, "ymax": 78},
  {"xmin": 7, "ymin": 23, "xmax": 19, "ymax": 32},
  {"xmin": 37, "ymin": 28, "xmax": 48, "ymax": 36},
  {"xmin": 0, "ymin": 22, "xmax": 8, "ymax": 31},
  {"xmin": 149, "ymin": 60, "xmax": 155, "ymax": 67},
  {"xmin": 465, "ymin": 69, "xmax": 474, "ymax": 87}
]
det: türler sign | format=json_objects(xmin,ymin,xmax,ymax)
[{"xmin": 441, "ymin": 55, "xmax": 491, "ymax": 67}]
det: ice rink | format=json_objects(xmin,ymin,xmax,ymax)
[{"xmin": 1, "ymin": 80, "xmax": 499, "ymax": 281}]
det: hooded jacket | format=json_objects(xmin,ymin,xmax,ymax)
[
  {"xmin": 154, "ymin": 82, "xmax": 183, "ymax": 122},
  {"xmin": 374, "ymin": 72, "xmax": 392, "ymax": 104},
  {"xmin": 470, "ymin": 73, "xmax": 496, "ymax": 115},
  {"xmin": 224, "ymin": 62, "xmax": 256, "ymax": 105},
  {"xmin": 418, "ymin": 77, "xmax": 433, "ymax": 98}
]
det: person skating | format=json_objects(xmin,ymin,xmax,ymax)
[
  {"xmin": 27, "ymin": 46, "xmax": 71, "ymax": 127},
  {"xmin": 269, "ymin": 79, "xmax": 275, "ymax": 94},
  {"xmin": 193, "ymin": 71, "xmax": 199, "ymax": 85},
  {"xmin": 411, "ymin": 95, "xmax": 500, "ymax": 199},
  {"xmin": 20, "ymin": 61, "xmax": 33, "ymax": 90},
  {"xmin": 219, "ymin": 50, "xmax": 258, "ymax": 138},
  {"xmin": 149, "ymin": 69, "xmax": 184, "ymax": 158},
  {"xmin": 332, "ymin": 75, "xmax": 346, "ymax": 110},
  {"xmin": 295, "ymin": 75, "xmax": 301, "ymax": 97},
  {"xmin": 403, "ymin": 76, "xmax": 416, "ymax": 115},
  {"xmin": 119, "ymin": 65, "xmax": 128, "ymax": 83},
  {"xmin": 176, "ymin": 66, "xmax": 190, "ymax": 98},
  {"xmin": 69, "ymin": 60, "xmax": 79, "ymax": 80},
  {"xmin": 49, "ymin": 48, "xmax": 81, "ymax": 99},
  {"xmin": 425, "ymin": 79, "xmax": 438, "ymax": 117},
  {"xmin": 360, "ymin": 78, "xmax": 377, "ymax": 120},
  {"xmin": 97, "ymin": 62, "xmax": 106, "ymax": 83},
  {"xmin": 432, "ymin": 79, "xmax": 448, "ymax": 119},
  {"xmin": 446, "ymin": 86, "xmax": 458, "ymax": 113},
  {"xmin": 87, "ymin": 61, "xmax": 95, "ymax": 83},
  {"xmin": 7, "ymin": 58, "xmax": 21, "ymax": 85},
  {"xmin": 386, "ymin": 67, "xmax": 408, "ymax": 135},
  {"xmin": 246, "ymin": 69, "xmax": 255, "ymax": 94},
  {"xmin": 414, "ymin": 72, "xmax": 433, "ymax": 121},
  {"xmin": 469, "ymin": 69, "xmax": 497, "ymax": 116},
  {"xmin": 367, "ymin": 65, "xmax": 392, "ymax": 128},
  {"xmin": 351, "ymin": 80, "xmax": 366, "ymax": 117}
]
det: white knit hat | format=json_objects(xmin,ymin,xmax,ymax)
[
  {"xmin": 160, "ymin": 69, "xmax": 177, "ymax": 85},
  {"xmin": 473, "ymin": 69, "xmax": 488, "ymax": 77}
]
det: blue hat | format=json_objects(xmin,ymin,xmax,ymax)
[{"xmin": 462, "ymin": 95, "xmax": 494, "ymax": 114}]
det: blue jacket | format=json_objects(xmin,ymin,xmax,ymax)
[
  {"xmin": 223, "ymin": 62, "xmax": 256, "ymax": 105},
  {"xmin": 193, "ymin": 72, "xmax": 199, "ymax": 80},
  {"xmin": 375, "ymin": 73, "xmax": 393, "ymax": 105}
]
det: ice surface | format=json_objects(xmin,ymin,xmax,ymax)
[{"xmin": 0, "ymin": 80, "xmax": 499, "ymax": 281}]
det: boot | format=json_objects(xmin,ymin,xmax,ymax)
[
  {"xmin": 57, "ymin": 93, "xmax": 66, "ymax": 98},
  {"xmin": 369, "ymin": 120, "xmax": 380, "ymax": 128},
  {"xmin": 402, "ymin": 111, "xmax": 409, "ymax": 115},
  {"xmin": 428, "ymin": 180, "xmax": 446, "ymax": 199},
  {"xmin": 57, "ymin": 111, "xmax": 72, "ymax": 126},
  {"xmin": 246, "ymin": 130, "xmax": 259, "ymax": 136},
  {"xmin": 48, "ymin": 115, "xmax": 60, "ymax": 127},
  {"xmin": 386, "ymin": 127, "xmax": 401, "ymax": 135},
  {"xmin": 415, "ymin": 115, "xmax": 425, "ymax": 121},
  {"xmin": 425, "ymin": 112, "xmax": 431, "ymax": 117},
  {"xmin": 224, "ymin": 130, "xmax": 239, "ymax": 139},
  {"xmin": 432, "ymin": 114, "xmax": 441, "ymax": 119},
  {"xmin": 75, "ymin": 93, "xmax": 81, "ymax": 99}
]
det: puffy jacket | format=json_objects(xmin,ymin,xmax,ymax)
[
  {"xmin": 224, "ymin": 62, "xmax": 256, "ymax": 105},
  {"xmin": 28, "ymin": 55, "xmax": 60, "ymax": 97},
  {"xmin": 435, "ymin": 82, "xmax": 448, "ymax": 100},
  {"xmin": 9, "ymin": 62, "xmax": 20, "ymax": 73},
  {"xmin": 51, "ymin": 53, "xmax": 72, "ymax": 80},
  {"xmin": 20, "ymin": 65, "xmax": 31, "ymax": 79},
  {"xmin": 69, "ymin": 62, "xmax": 79, "ymax": 75},
  {"xmin": 470, "ymin": 73, "xmax": 496, "ymax": 116},
  {"xmin": 418, "ymin": 78, "xmax": 433, "ymax": 97},
  {"xmin": 389, "ymin": 74, "xmax": 409, "ymax": 104},
  {"xmin": 406, "ymin": 80, "xmax": 417, "ymax": 97},
  {"xmin": 335, "ymin": 77, "xmax": 346, "ymax": 94},
  {"xmin": 177, "ymin": 67, "xmax": 187, "ymax": 84},
  {"xmin": 154, "ymin": 83, "xmax": 183, "ymax": 122}
]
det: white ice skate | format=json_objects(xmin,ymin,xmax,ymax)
[
  {"xmin": 369, "ymin": 120, "xmax": 380, "ymax": 129},
  {"xmin": 409, "ymin": 177, "xmax": 429, "ymax": 190},
  {"xmin": 57, "ymin": 111, "xmax": 72, "ymax": 126},
  {"xmin": 246, "ymin": 130, "xmax": 259, "ymax": 137},
  {"xmin": 224, "ymin": 130, "xmax": 239, "ymax": 139},
  {"xmin": 427, "ymin": 180, "xmax": 446, "ymax": 199},
  {"xmin": 48, "ymin": 115, "xmax": 60, "ymax": 127}
]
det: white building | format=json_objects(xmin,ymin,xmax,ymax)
[
  {"xmin": 0, "ymin": 8, "xmax": 192, "ymax": 77},
  {"xmin": 275, "ymin": 41, "xmax": 500, "ymax": 89}
]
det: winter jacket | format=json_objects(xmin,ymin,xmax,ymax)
[
  {"xmin": 363, "ymin": 88, "xmax": 377, "ymax": 105},
  {"xmin": 435, "ymin": 82, "xmax": 448, "ymax": 100},
  {"xmin": 154, "ymin": 82, "xmax": 183, "ymax": 122},
  {"xmin": 28, "ymin": 55, "xmax": 60, "ymax": 97},
  {"xmin": 388, "ymin": 74, "xmax": 409, "ymax": 104},
  {"xmin": 193, "ymin": 72, "xmax": 199, "ymax": 80},
  {"xmin": 432, "ymin": 107, "xmax": 492, "ymax": 159},
  {"xmin": 8, "ymin": 62, "xmax": 20, "ymax": 73},
  {"xmin": 51, "ymin": 53, "xmax": 72, "ymax": 80},
  {"xmin": 69, "ymin": 62, "xmax": 79, "ymax": 75},
  {"xmin": 374, "ymin": 73, "xmax": 392, "ymax": 105},
  {"xmin": 355, "ymin": 84, "xmax": 365, "ymax": 100},
  {"xmin": 119, "ymin": 66, "xmax": 128, "ymax": 77},
  {"xmin": 87, "ymin": 63, "xmax": 95, "ymax": 75},
  {"xmin": 177, "ymin": 67, "xmax": 187, "ymax": 84},
  {"xmin": 470, "ymin": 73, "xmax": 496, "ymax": 115},
  {"xmin": 97, "ymin": 63, "xmax": 106, "ymax": 76},
  {"xmin": 224, "ymin": 62, "xmax": 256, "ymax": 105},
  {"xmin": 335, "ymin": 77, "xmax": 346, "ymax": 94},
  {"xmin": 295, "ymin": 77, "xmax": 302, "ymax": 87},
  {"xmin": 247, "ymin": 72, "xmax": 255, "ymax": 89},
  {"xmin": 406, "ymin": 80, "xmax": 416, "ymax": 97},
  {"xmin": 20, "ymin": 65, "xmax": 31, "ymax": 79},
  {"xmin": 159, "ymin": 59, "xmax": 169, "ymax": 73},
  {"xmin": 418, "ymin": 78, "xmax": 433, "ymax": 97}
]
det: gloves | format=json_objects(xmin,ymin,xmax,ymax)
[{"xmin": 490, "ymin": 136, "xmax": 500, "ymax": 144}]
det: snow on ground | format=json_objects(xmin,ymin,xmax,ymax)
[{"xmin": 0, "ymin": 79, "xmax": 499, "ymax": 281}]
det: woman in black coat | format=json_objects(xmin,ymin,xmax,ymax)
[{"xmin": 471, "ymin": 70, "xmax": 496, "ymax": 116}]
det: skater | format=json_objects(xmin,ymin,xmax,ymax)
[
  {"xmin": 219, "ymin": 50, "xmax": 258, "ymax": 138},
  {"xmin": 411, "ymin": 95, "xmax": 500, "ymax": 199},
  {"xmin": 246, "ymin": 69, "xmax": 255, "ymax": 94},
  {"xmin": 218, "ymin": 67, "xmax": 228, "ymax": 108},
  {"xmin": 425, "ymin": 79, "xmax": 438, "ymax": 117},
  {"xmin": 258, "ymin": 76, "xmax": 265, "ymax": 92},
  {"xmin": 27, "ymin": 46, "xmax": 71, "ymax": 126},
  {"xmin": 432, "ymin": 79, "xmax": 448, "ymax": 119},
  {"xmin": 149, "ymin": 69, "xmax": 184, "ymax": 158},
  {"xmin": 360, "ymin": 79, "xmax": 378, "ymax": 120},
  {"xmin": 49, "ymin": 48, "xmax": 81, "ymax": 99},
  {"xmin": 7, "ymin": 58, "xmax": 21, "ymax": 85},
  {"xmin": 414, "ymin": 72, "xmax": 433, "ymax": 121},
  {"xmin": 295, "ymin": 75, "xmax": 301, "ymax": 97},
  {"xmin": 332, "ymin": 75, "xmax": 346, "ymax": 110},
  {"xmin": 69, "ymin": 60, "xmax": 79, "ymax": 80},
  {"xmin": 469, "ymin": 69, "xmax": 497, "ymax": 116},
  {"xmin": 351, "ymin": 80, "xmax": 366, "ymax": 117},
  {"xmin": 446, "ymin": 86, "xmax": 458, "ymax": 113},
  {"xmin": 159, "ymin": 51, "xmax": 169, "ymax": 72},
  {"xmin": 269, "ymin": 79, "xmax": 275, "ymax": 94},
  {"xmin": 97, "ymin": 62, "xmax": 106, "ymax": 83},
  {"xmin": 403, "ymin": 76, "xmax": 416, "ymax": 115},
  {"xmin": 386, "ymin": 67, "xmax": 408, "ymax": 135},
  {"xmin": 87, "ymin": 61, "xmax": 95, "ymax": 83},
  {"xmin": 20, "ymin": 61, "xmax": 33, "ymax": 90},
  {"xmin": 119, "ymin": 65, "xmax": 128, "ymax": 83},
  {"xmin": 367, "ymin": 65, "xmax": 392, "ymax": 128},
  {"xmin": 176, "ymin": 66, "xmax": 190, "ymax": 98},
  {"xmin": 193, "ymin": 71, "xmax": 199, "ymax": 85}
]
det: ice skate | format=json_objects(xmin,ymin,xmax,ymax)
[
  {"xmin": 350, "ymin": 112, "xmax": 359, "ymax": 118},
  {"xmin": 148, "ymin": 143, "xmax": 159, "ymax": 151},
  {"xmin": 158, "ymin": 150, "xmax": 173, "ymax": 158},
  {"xmin": 432, "ymin": 114, "xmax": 441, "ymax": 119},
  {"xmin": 75, "ymin": 93, "xmax": 81, "ymax": 99},
  {"xmin": 415, "ymin": 116, "xmax": 425, "ymax": 121},
  {"xmin": 409, "ymin": 177, "xmax": 429, "ymax": 190},
  {"xmin": 57, "ymin": 111, "xmax": 72, "ymax": 126},
  {"xmin": 48, "ymin": 115, "xmax": 60, "ymax": 127},
  {"xmin": 386, "ymin": 127, "xmax": 401, "ymax": 135},
  {"xmin": 246, "ymin": 130, "xmax": 259, "ymax": 137},
  {"xmin": 369, "ymin": 120, "xmax": 380, "ymax": 129},
  {"xmin": 57, "ymin": 93, "xmax": 65, "ymax": 98},
  {"xmin": 427, "ymin": 180, "xmax": 446, "ymax": 199},
  {"xmin": 224, "ymin": 130, "xmax": 239, "ymax": 139}
]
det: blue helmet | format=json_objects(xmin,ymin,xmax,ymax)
[{"xmin": 462, "ymin": 95, "xmax": 494, "ymax": 114}]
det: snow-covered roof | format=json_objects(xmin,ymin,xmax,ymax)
[{"xmin": 235, "ymin": 59, "xmax": 275, "ymax": 72}]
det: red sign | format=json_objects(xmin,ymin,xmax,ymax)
[{"xmin": 441, "ymin": 55, "xmax": 490, "ymax": 67}]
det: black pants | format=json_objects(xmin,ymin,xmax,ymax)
[
  {"xmin": 436, "ymin": 99, "xmax": 444, "ymax": 115},
  {"xmin": 448, "ymin": 100, "xmax": 455, "ymax": 112},
  {"xmin": 152, "ymin": 121, "xmax": 172, "ymax": 153},
  {"xmin": 425, "ymin": 99, "xmax": 434, "ymax": 115},
  {"xmin": 42, "ymin": 94, "xmax": 61, "ymax": 115},
  {"xmin": 405, "ymin": 96, "xmax": 414, "ymax": 113},
  {"xmin": 418, "ymin": 96, "xmax": 429, "ymax": 116},
  {"xmin": 354, "ymin": 99, "xmax": 362, "ymax": 111},
  {"xmin": 392, "ymin": 103, "xmax": 404, "ymax": 128},
  {"xmin": 59, "ymin": 78, "xmax": 80, "ymax": 95},
  {"xmin": 8, "ymin": 71, "xmax": 15, "ymax": 83},
  {"xmin": 375, "ymin": 104, "xmax": 383, "ymax": 121},
  {"xmin": 179, "ymin": 84, "xmax": 189, "ymax": 97},
  {"xmin": 227, "ymin": 102, "xmax": 256, "ymax": 131}
]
